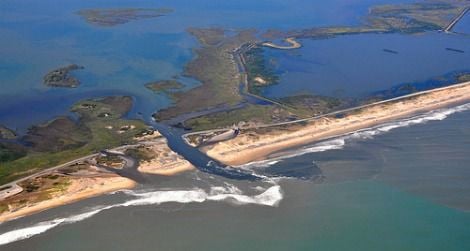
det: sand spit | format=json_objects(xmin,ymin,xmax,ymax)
[
  {"xmin": 0, "ymin": 176, "xmax": 135, "ymax": 223},
  {"xmin": 262, "ymin": 37, "xmax": 302, "ymax": 49},
  {"xmin": 137, "ymin": 138, "xmax": 195, "ymax": 176},
  {"xmin": 203, "ymin": 82, "xmax": 470, "ymax": 166}
]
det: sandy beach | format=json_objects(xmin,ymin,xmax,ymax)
[
  {"xmin": 137, "ymin": 139, "xmax": 195, "ymax": 176},
  {"xmin": 0, "ymin": 176, "xmax": 135, "ymax": 223},
  {"xmin": 262, "ymin": 37, "xmax": 302, "ymax": 49},
  {"xmin": 203, "ymin": 81, "xmax": 470, "ymax": 166}
]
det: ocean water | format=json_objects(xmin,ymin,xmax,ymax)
[
  {"xmin": 1, "ymin": 104, "xmax": 470, "ymax": 250},
  {"xmin": 261, "ymin": 32, "xmax": 470, "ymax": 99}
]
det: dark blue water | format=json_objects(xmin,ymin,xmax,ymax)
[
  {"xmin": 261, "ymin": 32, "xmax": 470, "ymax": 98},
  {"xmin": 453, "ymin": 11, "xmax": 470, "ymax": 34}
]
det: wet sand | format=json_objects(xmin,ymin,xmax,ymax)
[{"xmin": 203, "ymin": 81, "xmax": 470, "ymax": 166}]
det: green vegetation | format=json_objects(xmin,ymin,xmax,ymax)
[
  {"xmin": 145, "ymin": 80, "xmax": 184, "ymax": 94},
  {"xmin": 0, "ymin": 175, "xmax": 71, "ymax": 213},
  {"xmin": 278, "ymin": 94, "xmax": 346, "ymax": 117},
  {"xmin": 243, "ymin": 47, "xmax": 279, "ymax": 93},
  {"xmin": 77, "ymin": 8, "xmax": 173, "ymax": 27},
  {"xmin": 366, "ymin": 2, "xmax": 463, "ymax": 32},
  {"xmin": 0, "ymin": 143, "xmax": 26, "ymax": 163},
  {"xmin": 43, "ymin": 64, "xmax": 84, "ymax": 88},
  {"xmin": 185, "ymin": 95, "xmax": 349, "ymax": 131},
  {"xmin": 96, "ymin": 155, "xmax": 124, "ymax": 168},
  {"xmin": 154, "ymin": 28, "xmax": 257, "ymax": 121},
  {"xmin": 185, "ymin": 105, "xmax": 296, "ymax": 131},
  {"xmin": 263, "ymin": 1, "xmax": 466, "ymax": 40},
  {"xmin": 23, "ymin": 117, "xmax": 91, "ymax": 152},
  {"xmin": 126, "ymin": 146, "xmax": 154, "ymax": 162},
  {"xmin": 0, "ymin": 96, "xmax": 148, "ymax": 185}
]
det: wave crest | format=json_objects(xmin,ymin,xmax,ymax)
[{"xmin": 0, "ymin": 184, "xmax": 282, "ymax": 246}]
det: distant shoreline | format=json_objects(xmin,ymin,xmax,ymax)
[{"xmin": 202, "ymin": 81, "xmax": 470, "ymax": 166}]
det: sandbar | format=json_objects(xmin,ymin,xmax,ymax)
[{"xmin": 203, "ymin": 81, "xmax": 470, "ymax": 166}]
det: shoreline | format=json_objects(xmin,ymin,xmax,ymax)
[
  {"xmin": 0, "ymin": 176, "xmax": 136, "ymax": 223},
  {"xmin": 202, "ymin": 81, "xmax": 470, "ymax": 166},
  {"xmin": 0, "ymin": 133, "xmax": 194, "ymax": 223}
]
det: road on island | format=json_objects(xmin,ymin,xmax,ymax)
[
  {"xmin": 184, "ymin": 81, "xmax": 470, "ymax": 138},
  {"xmin": 0, "ymin": 144, "xmax": 143, "ymax": 198}
]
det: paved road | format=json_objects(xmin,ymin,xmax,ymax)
[
  {"xmin": 184, "ymin": 81, "xmax": 470, "ymax": 138},
  {"xmin": 0, "ymin": 144, "xmax": 143, "ymax": 194},
  {"xmin": 233, "ymin": 42, "xmax": 293, "ymax": 109}
]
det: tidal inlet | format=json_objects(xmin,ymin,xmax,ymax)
[{"xmin": 1, "ymin": 0, "xmax": 470, "ymax": 250}]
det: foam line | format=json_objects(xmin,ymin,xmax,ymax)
[{"xmin": 0, "ymin": 185, "xmax": 282, "ymax": 246}]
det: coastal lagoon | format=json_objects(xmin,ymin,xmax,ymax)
[
  {"xmin": 261, "ymin": 32, "xmax": 470, "ymax": 99},
  {"xmin": 0, "ymin": 0, "xmax": 416, "ymax": 132}
]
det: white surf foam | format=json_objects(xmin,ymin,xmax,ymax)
[
  {"xmin": 0, "ymin": 220, "xmax": 62, "ymax": 246},
  {"xmin": 0, "ymin": 207, "xmax": 110, "ymax": 246},
  {"xmin": 0, "ymin": 184, "xmax": 282, "ymax": 246},
  {"xmin": 122, "ymin": 184, "xmax": 282, "ymax": 207},
  {"xmin": 237, "ymin": 103, "xmax": 470, "ymax": 169}
]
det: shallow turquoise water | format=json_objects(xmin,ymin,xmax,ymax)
[{"xmin": 0, "ymin": 0, "xmax": 415, "ymax": 131}]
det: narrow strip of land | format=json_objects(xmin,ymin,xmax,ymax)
[
  {"xmin": 261, "ymin": 37, "xmax": 302, "ymax": 49},
  {"xmin": 201, "ymin": 81, "xmax": 470, "ymax": 166}
]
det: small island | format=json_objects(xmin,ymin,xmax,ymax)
[
  {"xmin": 145, "ymin": 80, "xmax": 184, "ymax": 94},
  {"xmin": 77, "ymin": 8, "xmax": 173, "ymax": 27},
  {"xmin": 197, "ymin": 81, "xmax": 470, "ymax": 166},
  {"xmin": 43, "ymin": 64, "xmax": 84, "ymax": 88}
]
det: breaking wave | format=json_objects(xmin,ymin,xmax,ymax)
[
  {"xmin": 0, "ymin": 185, "xmax": 282, "ymax": 246},
  {"xmin": 237, "ymin": 103, "xmax": 470, "ymax": 169}
]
